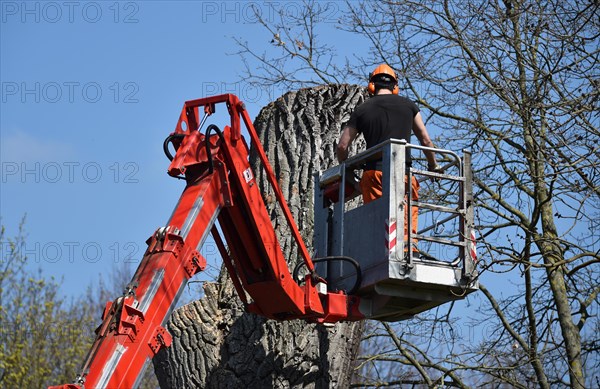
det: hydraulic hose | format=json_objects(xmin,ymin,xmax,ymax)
[
  {"xmin": 293, "ymin": 256, "xmax": 362, "ymax": 296},
  {"xmin": 163, "ymin": 133, "xmax": 186, "ymax": 161},
  {"xmin": 205, "ymin": 124, "xmax": 225, "ymax": 175}
]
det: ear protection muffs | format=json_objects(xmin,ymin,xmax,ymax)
[
  {"xmin": 367, "ymin": 74, "xmax": 376, "ymax": 95},
  {"xmin": 368, "ymin": 80, "xmax": 399, "ymax": 95}
]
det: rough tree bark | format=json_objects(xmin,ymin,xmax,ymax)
[{"xmin": 153, "ymin": 84, "xmax": 369, "ymax": 388}]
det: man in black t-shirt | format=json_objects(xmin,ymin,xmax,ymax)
[
  {"xmin": 345, "ymin": 93, "xmax": 422, "ymax": 171},
  {"xmin": 336, "ymin": 64, "xmax": 439, "ymax": 255}
]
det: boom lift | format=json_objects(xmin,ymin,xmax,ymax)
[{"xmin": 50, "ymin": 94, "xmax": 478, "ymax": 389}]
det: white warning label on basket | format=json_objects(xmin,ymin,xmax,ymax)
[{"xmin": 243, "ymin": 168, "xmax": 253, "ymax": 183}]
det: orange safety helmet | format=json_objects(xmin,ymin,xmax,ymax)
[{"xmin": 368, "ymin": 64, "xmax": 399, "ymax": 95}]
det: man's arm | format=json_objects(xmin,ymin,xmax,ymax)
[
  {"xmin": 337, "ymin": 126, "xmax": 359, "ymax": 162},
  {"xmin": 412, "ymin": 112, "xmax": 438, "ymax": 169}
]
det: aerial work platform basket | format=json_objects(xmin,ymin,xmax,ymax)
[{"xmin": 314, "ymin": 140, "xmax": 479, "ymax": 321}]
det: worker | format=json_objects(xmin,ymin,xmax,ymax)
[{"xmin": 336, "ymin": 63, "xmax": 440, "ymax": 257}]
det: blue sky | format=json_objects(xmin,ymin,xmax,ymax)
[
  {"xmin": 1, "ymin": 1, "xmax": 314, "ymax": 297},
  {"xmin": 0, "ymin": 1, "xmax": 478, "ymax": 309}
]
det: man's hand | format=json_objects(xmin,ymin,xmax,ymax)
[
  {"xmin": 428, "ymin": 162, "xmax": 443, "ymax": 174},
  {"xmin": 428, "ymin": 162, "xmax": 443, "ymax": 182}
]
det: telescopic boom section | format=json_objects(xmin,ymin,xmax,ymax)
[{"xmin": 50, "ymin": 94, "xmax": 359, "ymax": 389}]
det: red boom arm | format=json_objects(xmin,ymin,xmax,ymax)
[{"xmin": 49, "ymin": 94, "xmax": 361, "ymax": 389}]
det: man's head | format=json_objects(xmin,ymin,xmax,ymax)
[{"xmin": 368, "ymin": 64, "xmax": 399, "ymax": 95}]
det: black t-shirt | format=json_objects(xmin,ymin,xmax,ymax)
[{"xmin": 346, "ymin": 94, "xmax": 420, "ymax": 170}]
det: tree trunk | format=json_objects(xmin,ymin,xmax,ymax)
[{"xmin": 153, "ymin": 84, "xmax": 368, "ymax": 388}]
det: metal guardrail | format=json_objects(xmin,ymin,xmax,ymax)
[{"xmin": 315, "ymin": 138, "xmax": 477, "ymax": 287}]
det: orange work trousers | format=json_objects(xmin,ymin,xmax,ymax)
[{"xmin": 360, "ymin": 170, "xmax": 419, "ymax": 252}]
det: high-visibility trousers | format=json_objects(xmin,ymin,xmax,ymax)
[{"xmin": 360, "ymin": 170, "xmax": 419, "ymax": 252}]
